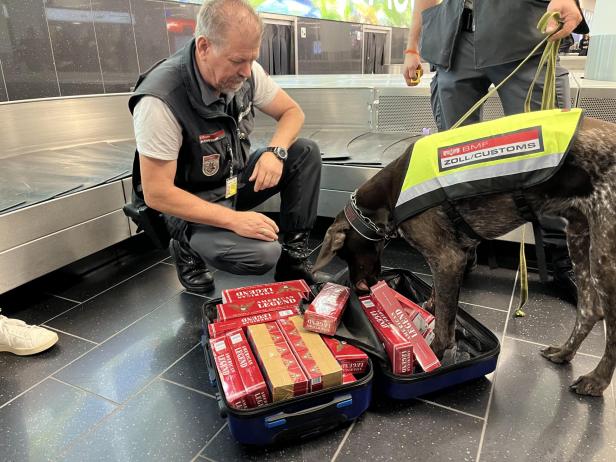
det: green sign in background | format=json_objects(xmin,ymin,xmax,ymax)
[{"xmin": 248, "ymin": 0, "xmax": 411, "ymax": 27}]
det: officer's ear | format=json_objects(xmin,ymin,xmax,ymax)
[{"xmin": 195, "ymin": 36, "xmax": 212, "ymax": 59}]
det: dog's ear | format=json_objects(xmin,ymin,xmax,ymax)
[{"xmin": 313, "ymin": 214, "xmax": 350, "ymax": 273}]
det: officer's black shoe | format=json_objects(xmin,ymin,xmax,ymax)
[
  {"xmin": 554, "ymin": 268, "xmax": 578, "ymax": 306},
  {"xmin": 274, "ymin": 232, "xmax": 331, "ymax": 285},
  {"xmin": 169, "ymin": 239, "xmax": 214, "ymax": 294}
]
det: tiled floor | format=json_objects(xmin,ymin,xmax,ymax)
[{"xmin": 1, "ymin": 230, "xmax": 615, "ymax": 462}]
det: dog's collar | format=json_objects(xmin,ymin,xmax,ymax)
[{"xmin": 344, "ymin": 191, "xmax": 391, "ymax": 242}]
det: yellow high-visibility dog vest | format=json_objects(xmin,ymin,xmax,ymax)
[{"xmin": 393, "ymin": 109, "xmax": 583, "ymax": 225}]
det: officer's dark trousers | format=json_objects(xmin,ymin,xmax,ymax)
[{"xmin": 186, "ymin": 138, "xmax": 321, "ymax": 275}]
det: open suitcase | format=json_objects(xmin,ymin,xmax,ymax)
[{"xmin": 201, "ymin": 267, "xmax": 500, "ymax": 445}]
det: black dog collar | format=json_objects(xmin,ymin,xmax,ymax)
[{"xmin": 343, "ymin": 191, "xmax": 388, "ymax": 242}]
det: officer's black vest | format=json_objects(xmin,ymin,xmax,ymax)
[{"xmin": 129, "ymin": 39, "xmax": 256, "ymax": 200}]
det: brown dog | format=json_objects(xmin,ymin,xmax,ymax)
[{"xmin": 313, "ymin": 116, "xmax": 616, "ymax": 397}]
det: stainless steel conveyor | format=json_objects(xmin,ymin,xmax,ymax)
[{"xmin": 2, "ymin": 73, "xmax": 616, "ymax": 293}]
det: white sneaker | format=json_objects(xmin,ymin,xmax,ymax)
[{"xmin": 0, "ymin": 315, "xmax": 59, "ymax": 356}]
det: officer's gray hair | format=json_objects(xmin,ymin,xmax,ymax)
[{"xmin": 195, "ymin": 0, "xmax": 262, "ymax": 47}]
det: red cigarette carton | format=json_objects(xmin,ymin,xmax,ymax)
[
  {"xmin": 208, "ymin": 308, "xmax": 298, "ymax": 338},
  {"xmin": 209, "ymin": 338, "xmax": 249, "ymax": 410},
  {"xmin": 277, "ymin": 316, "xmax": 343, "ymax": 392},
  {"xmin": 303, "ymin": 282, "xmax": 350, "ymax": 336},
  {"xmin": 246, "ymin": 322, "xmax": 310, "ymax": 402},
  {"xmin": 394, "ymin": 291, "xmax": 436, "ymax": 330},
  {"xmin": 322, "ymin": 337, "xmax": 369, "ymax": 374},
  {"xmin": 225, "ymin": 329, "xmax": 270, "ymax": 408},
  {"xmin": 423, "ymin": 328, "xmax": 435, "ymax": 346},
  {"xmin": 371, "ymin": 281, "xmax": 441, "ymax": 372},
  {"xmin": 359, "ymin": 295, "xmax": 414, "ymax": 375},
  {"xmin": 342, "ymin": 373, "xmax": 357, "ymax": 384},
  {"xmin": 222, "ymin": 280, "xmax": 310, "ymax": 303},
  {"xmin": 216, "ymin": 292, "xmax": 303, "ymax": 321}
]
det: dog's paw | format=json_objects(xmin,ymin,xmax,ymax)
[
  {"xmin": 569, "ymin": 374, "xmax": 608, "ymax": 397},
  {"xmin": 540, "ymin": 345, "xmax": 574, "ymax": 364}
]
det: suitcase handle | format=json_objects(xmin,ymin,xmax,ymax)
[{"xmin": 264, "ymin": 394, "xmax": 353, "ymax": 430}]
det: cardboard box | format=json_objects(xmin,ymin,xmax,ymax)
[
  {"xmin": 277, "ymin": 316, "xmax": 343, "ymax": 391},
  {"xmin": 359, "ymin": 295, "xmax": 414, "ymax": 375},
  {"xmin": 322, "ymin": 337, "xmax": 369, "ymax": 374},
  {"xmin": 217, "ymin": 292, "xmax": 303, "ymax": 321},
  {"xmin": 246, "ymin": 322, "xmax": 309, "ymax": 402},
  {"xmin": 208, "ymin": 308, "xmax": 298, "ymax": 338},
  {"xmin": 222, "ymin": 280, "xmax": 310, "ymax": 303},
  {"xmin": 209, "ymin": 338, "xmax": 249, "ymax": 410},
  {"xmin": 303, "ymin": 283, "xmax": 350, "ymax": 336},
  {"xmin": 371, "ymin": 281, "xmax": 441, "ymax": 372},
  {"xmin": 342, "ymin": 373, "xmax": 357, "ymax": 384},
  {"xmin": 394, "ymin": 291, "xmax": 436, "ymax": 330},
  {"xmin": 225, "ymin": 329, "xmax": 270, "ymax": 408}
]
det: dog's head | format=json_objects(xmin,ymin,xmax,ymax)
[{"xmin": 313, "ymin": 211, "xmax": 386, "ymax": 293}]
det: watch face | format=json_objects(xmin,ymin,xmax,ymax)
[{"xmin": 271, "ymin": 147, "xmax": 287, "ymax": 160}]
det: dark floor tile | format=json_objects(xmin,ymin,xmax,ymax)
[
  {"xmin": 44, "ymin": 240, "xmax": 170, "ymax": 302},
  {"xmin": 421, "ymin": 377, "xmax": 493, "ymax": 419},
  {"xmin": 163, "ymin": 344, "xmax": 215, "ymax": 396},
  {"xmin": 337, "ymin": 398, "xmax": 483, "ymax": 462},
  {"xmin": 60, "ymin": 379, "xmax": 222, "ymax": 462},
  {"xmin": 507, "ymin": 274, "xmax": 605, "ymax": 357},
  {"xmin": 0, "ymin": 288, "xmax": 77, "ymax": 326},
  {"xmin": 460, "ymin": 303, "xmax": 508, "ymax": 339},
  {"xmin": 46, "ymin": 263, "xmax": 183, "ymax": 343},
  {"xmin": 459, "ymin": 266, "xmax": 516, "ymax": 311},
  {"xmin": 202, "ymin": 422, "xmax": 348, "ymax": 461},
  {"xmin": 0, "ymin": 332, "xmax": 94, "ymax": 406},
  {"xmin": 480, "ymin": 337, "xmax": 616, "ymax": 461},
  {"xmin": 55, "ymin": 292, "xmax": 204, "ymax": 403},
  {"xmin": 0, "ymin": 378, "xmax": 115, "ymax": 461}
]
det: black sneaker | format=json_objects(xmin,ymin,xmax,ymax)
[{"xmin": 169, "ymin": 239, "xmax": 214, "ymax": 294}]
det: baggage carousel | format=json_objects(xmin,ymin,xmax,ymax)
[{"xmin": 1, "ymin": 73, "xmax": 615, "ymax": 293}]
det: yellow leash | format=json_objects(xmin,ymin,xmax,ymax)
[{"xmin": 448, "ymin": 12, "xmax": 563, "ymax": 317}]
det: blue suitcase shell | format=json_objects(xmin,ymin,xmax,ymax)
[
  {"xmin": 201, "ymin": 302, "xmax": 373, "ymax": 446},
  {"xmin": 339, "ymin": 268, "xmax": 500, "ymax": 400}
]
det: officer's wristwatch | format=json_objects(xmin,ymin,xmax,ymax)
[{"xmin": 266, "ymin": 146, "xmax": 288, "ymax": 162}]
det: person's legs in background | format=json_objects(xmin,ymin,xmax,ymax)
[
  {"xmin": 430, "ymin": 33, "xmax": 492, "ymax": 131},
  {"xmin": 430, "ymin": 31, "xmax": 491, "ymax": 273},
  {"xmin": 490, "ymin": 56, "xmax": 577, "ymax": 303}
]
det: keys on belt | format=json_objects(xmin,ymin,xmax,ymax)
[{"xmin": 461, "ymin": 8, "xmax": 474, "ymax": 32}]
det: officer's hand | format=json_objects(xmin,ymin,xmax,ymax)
[
  {"xmin": 231, "ymin": 211, "xmax": 279, "ymax": 241},
  {"xmin": 403, "ymin": 53, "xmax": 423, "ymax": 87},
  {"xmin": 546, "ymin": 0, "xmax": 582, "ymax": 41},
  {"xmin": 249, "ymin": 152, "xmax": 283, "ymax": 192}
]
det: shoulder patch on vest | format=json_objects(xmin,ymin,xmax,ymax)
[{"xmin": 202, "ymin": 154, "xmax": 221, "ymax": 176}]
